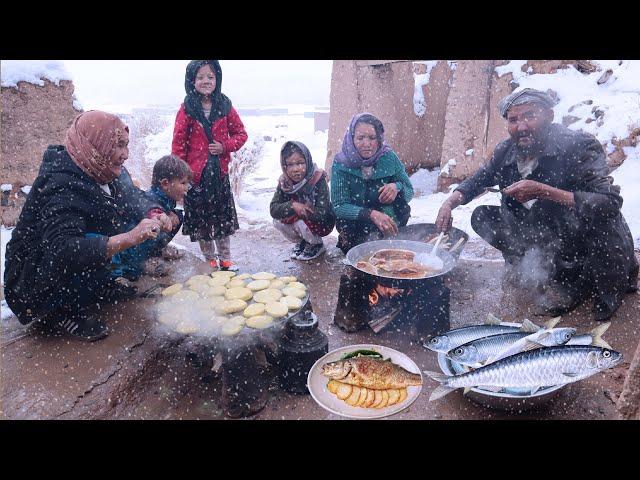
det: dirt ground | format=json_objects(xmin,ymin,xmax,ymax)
[{"xmin": 1, "ymin": 226, "xmax": 639, "ymax": 420}]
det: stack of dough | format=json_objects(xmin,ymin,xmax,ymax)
[{"xmin": 156, "ymin": 271, "xmax": 307, "ymax": 337}]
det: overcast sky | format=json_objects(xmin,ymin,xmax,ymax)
[{"xmin": 63, "ymin": 60, "xmax": 333, "ymax": 110}]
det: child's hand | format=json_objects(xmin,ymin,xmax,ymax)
[
  {"xmin": 148, "ymin": 211, "xmax": 174, "ymax": 232},
  {"xmin": 292, "ymin": 201, "xmax": 314, "ymax": 218},
  {"xmin": 208, "ymin": 142, "xmax": 224, "ymax": 155},
  {"xmin": 168, "ymin": 211, "xmax": 180, "ymax": 229}
]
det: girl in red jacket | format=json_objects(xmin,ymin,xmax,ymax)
[{"xmin": 172, "ymin": 60, "xmax": 248, "ymax": 271}]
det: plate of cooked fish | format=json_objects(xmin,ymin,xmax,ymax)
[{"xmin": 308, "ymin": 344, "xmax": 423, "ymax": 419}]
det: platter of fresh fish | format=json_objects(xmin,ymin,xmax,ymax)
[
  {"xmin": 426, "ymin": 317, "xmax": 617, "ymax": 410},
  {"xmin": 307, "ymin": 344, "xmax": 423, "ymax": 419}
]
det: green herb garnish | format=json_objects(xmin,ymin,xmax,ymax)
[{"xmin": 340, "ymin": 349, "xmax": 384, "ymax": 360}]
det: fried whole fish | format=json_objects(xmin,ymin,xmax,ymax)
[{"xmin": 322, "ymin": 356, "xmax": 422, "ymax": 390}]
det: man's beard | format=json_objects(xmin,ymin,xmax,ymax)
[{"xmin": 514, "ymin": 129, "xmax": 549, "ymax": 157}]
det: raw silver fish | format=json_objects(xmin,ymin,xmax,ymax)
[
  {"xmin": 423, "ymin": 314, "xmax": 561, "ymax": 353},
  {"xmin": 426, "ymin": 345, "xmax": 622, "ymax": 401},
  {"xmin": 446, "ymin": 327, "xmax": 576, "ymax": 368}
]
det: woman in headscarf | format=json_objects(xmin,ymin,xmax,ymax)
[
  {"xmin": 331, "ymin": 113, "xmax": 414, "ymax": 253},
  {"xmin": 270, "ymin": 141, "xmax": 335, "ymax": 261},
  {"xmin": 172, "ymin": 60, "xmax": 248, "ymax": 271},
  {"xmin": 4, "ymin": 111, "xmax": 172, "ymax": 341}
]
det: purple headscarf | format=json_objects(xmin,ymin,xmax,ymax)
[{"xmin": 334, "ymin": 113, "xmax": 392, "ymax": 168}]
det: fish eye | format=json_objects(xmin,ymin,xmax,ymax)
[
  {"xmin": 564, "ymin": 333, "xmax": 571, "ymax": 340},
  {"xmin": 455, "ymin": 348, "xmax": 463, "ymax": 356},
  {"xmin": 430, "ymin": 338, "xmax": 438, "ymax": 344},
  {"xmin": 603, "ymin": 350, "xmax": 611, "ymax": 358}
]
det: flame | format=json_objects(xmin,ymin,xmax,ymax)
[
  {"xmin": 368, "ymin": 284, "xmax": 406, "ymax": 306},
  {"xmin": 369, "ymin": 289, "xmax": 379, "ymax": 305}
]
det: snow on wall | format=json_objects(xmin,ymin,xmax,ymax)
[
  {"xmin": 495, "ymin": 60, "xmax": 640, "ymax": 147},
  {"xmin": 1, "ymin": 60, "xmax": 73, "ymax": 88},
  {"xmin": 413, "ymin": 61, "xmax": 439, "ymax": 117},
  {"xmin": 1, "ymin": 60, "xmax": 83, "ymax": 111},
  {"xmin": 494, "ymin": 60, "xmax": 640, "ymax": 244}
]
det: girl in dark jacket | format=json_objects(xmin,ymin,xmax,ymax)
[
  {"xmin": 172, "ymin": 60, "xmax": 248, "ymax": 271},
  {"xmin": 3, "ymin": 111, "xmax": 172, "ymax": 341},
  {"xmin": 270, "ymin": 141, "xmax": 335, "ymax": 261}
]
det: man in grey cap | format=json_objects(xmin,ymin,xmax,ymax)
[{"xmin": 435, "ymin": 88, "xmax": 638, "ymax": 321}]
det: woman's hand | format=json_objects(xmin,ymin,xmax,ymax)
[
  {"xmin": 129, "ymin": 218, "xmax": 162, "ymax": 244},
  {"xmin": 208, "ymin": 141, "xmax": 224, "ymax": 155},
  {"xmin": 292, "ymin": 201, "xmax": 314, "ymax": 218},
  {"xmin": 370, "ymin": 210, "xmax": 398, "ymax": 236},
  {"xmin": 378, "ymin": 183, "xmax": 399, "ymax": 204}
]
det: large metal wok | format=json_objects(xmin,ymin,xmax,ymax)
[{"xmin": 345, "ymin": 239, "xmax": 459, "ymax": 288}]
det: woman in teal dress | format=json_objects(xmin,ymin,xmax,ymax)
[{"xmin": 331, "ymin": 113, "xmax": 414, "ymax": 254}]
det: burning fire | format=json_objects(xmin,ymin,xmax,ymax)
[{"xmin": 368, "ymin": 284, "xmax": 406, "ymax": 306}]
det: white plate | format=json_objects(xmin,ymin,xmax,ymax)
[{"xmin": 307, "ymin": 344, "xmax": 423, "ymax": 419}]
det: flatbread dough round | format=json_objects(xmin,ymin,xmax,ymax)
[
  {"xmin": 175, "ymin": 319, "xmax": 199, "ymax": 334},
  {"xmin": 200, "ymin": 316, "xmax": 227, "ymax": 335},
  {"xmin": 226, "ymin": 278, "xmax": 246, "ymax": 288},
  {"xmin": 208, "ymin": 276, "xmax": 230, "ymax": 287},
  {"xmin": 243, "ymin": 303, "xmax": 267, "ymax": 317},
  {"xmin": 269, "ymin": 280, "xmax": 286, "ymax": 290},
  {"xmin": 236, "ymin": 273, "xmax": 252, "ymax": 280},
  {"xmin": 189, "ymin": 282, "xmax": 213, "ymax": 293},
  {"xmin": 220, "ymin": 317, "xmax": 245, "ymax": 336},
  {"xmin": 216, "ymin": 299, "xmax": 248, "ymax": 314},
  {"xmin": 278, "ymin": 276, "xmax": 297, "ymax": 283},
  {"xmin": 288, "ymin": 281, "xmax": 307, "ymax": 290},
  {"xmin": 265, "ymin": 301, "xmax": 288, "ymax": 318},
  {"xmin": 253, "ymin": 288, "xmax": 283, "ymax": 303},
  {"xmin": 280, "ymin": 295, "xmax": 303, "ymax": 311},
  {"xmin": 282, "ymin": 286, "xmax": 306, "ymax": 299},
  {"xmin": 162, "ymin": 283, "xmax": 183, "ymax": 296},
  {"xmin": 224, "ymin": 287, "xmax": 253, "ymax": 301},
  {"xmin": 246, "ymin": 279, "xmax": 271, "ymax": 291},
  {"xmin": 251, "ymin": 272, "xmax": 277, "ymax": 280},
  {"xmin": 172, "ymin": 289, "xmax": 200, "ymax": 302},
  {"xmin": 157, "ymin": 312, "xmax": 179, "ymax": 327},
  {"xmin": 199, "ymin": 296, "xmax": 224, "ymax": 310},
  {"xmin": 211, "ymin": 270, "xmax": 236, "ymax": 278},
  {"xmin": 246, "ymin": 315, "xmax": 274, "ymax": 329},
  {"xmin": 203, "ymin": 285, "xmax": 227, "ymax": 297},
  {"xmin": 186, "ymin": 274, "xmax": 212, "ymax": 285}
]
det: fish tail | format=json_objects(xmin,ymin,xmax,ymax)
[
  {"xmin": 424, "ymin": 370, "xmax": 449, "ymax": 382},
  {"xmin": 520, "ymin": 319, "xmax": 539, "ymax": 333},
  {"xmin": 429, "ymin": 385, "xmax": 456, "ymax": 401},
  {"xmin": 590, "ymin": 322, "xmax": 612, "ymax": 349},
  {"xmin": 544, "ymin": 316, "xmax": 562, "ymax": 329}
]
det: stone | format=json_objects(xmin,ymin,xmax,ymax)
[
  {"xmin": 597, "ymin": 69, "xmax": 613, "ymax": 85},
  {"xmin": 562, "ymin": 115, "xmax": 581, "ymax": 127}
]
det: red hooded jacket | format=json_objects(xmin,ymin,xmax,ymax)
[{"xmin": 171, "ymin": 104, "xmax": 248, "ymax": 184}]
